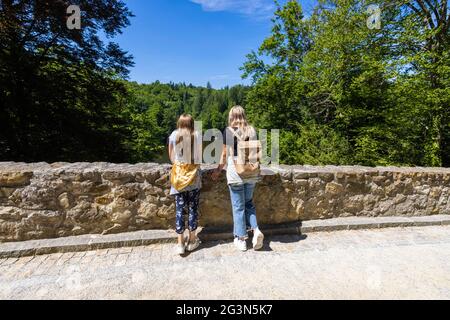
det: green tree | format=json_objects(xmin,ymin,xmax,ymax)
[
  {"xmin": 242, "ymin": 0, "xmax": 449, "ymax": 167},
  {"xmin": 121, "ymin": 81, "xmax": 250, "ymax": 163},
  {"xmin": 242, "ymin": 0, "xmax": 311, "ymax": 130},
  {"xmin": 0, "ymin": 0, "xmax": 134, "ymax": 162},
  {"xmin": 398, "ymin": 0, "xmax": 450, "ymax": 166}
]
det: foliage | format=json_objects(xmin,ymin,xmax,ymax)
[
  {"xmin": 280, "ymin": 123, "xmax": 352, "ymax": 165},
  {"xmin": 122, "ymin": 81, "xmax": 249, "ymax": 163},
  {"xmin": 243, "ymin": 0, "xmax": 450, "ymax": 167},
  {"xmin": 0, "ymin": 0, "xmax": 134, "ymax": 162},
  {"xmin": 1, "ymin": 0, "xmax": 448, "ymax": 167}
]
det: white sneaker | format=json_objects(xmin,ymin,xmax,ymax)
[
  {"xmin": 187, "ymin": 238, "xmax": 201, "ymax": 252},
  {"xmin": 234, "ymin": 238, "xmax": 247, "ymax": 252},
  {"xmin": 252, "ymin": 228, "xmax": 264, "ymax": 250},
  {"xmin": 176, "ymin": 243, "xmax": 185, "ymax": 255}
]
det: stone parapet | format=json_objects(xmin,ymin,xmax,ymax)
[{"xmin": 0, "ymin": 162, "xmax": 449, "ymax": 242}]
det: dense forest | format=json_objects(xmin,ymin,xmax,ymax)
[
  {"xmin": 1, "ymin": 0, "xmax": 449, "ymax": 167},
  {"xmin": 122, "ymin": 81, "xmax": 248, "ymax": 163}
]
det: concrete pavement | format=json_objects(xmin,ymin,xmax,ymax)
[{"xmin": 1, "ymin": 226, "xmax": 450, "ymax": 299}]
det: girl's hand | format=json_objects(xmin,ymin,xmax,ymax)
[{"xmin": 211, "ymin": 168, "xmax": 221, "ymax": 181}]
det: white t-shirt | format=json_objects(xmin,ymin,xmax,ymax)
[{"xmin": 168, "ymin": 130, "xmax": 202, "ymax": 195}]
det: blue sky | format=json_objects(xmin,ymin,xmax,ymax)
[{"xmin": 115, "ymin": 0, "xmax": 317, "ymax": 88}]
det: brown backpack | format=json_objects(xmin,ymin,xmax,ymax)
[{"xmin": 230, "ymin": 128, "xmax": 262, "ymax": 178}]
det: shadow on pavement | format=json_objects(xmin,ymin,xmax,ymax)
[{"xmin": 181, "ymin": 227, "xmax": 308, "ymax": 257}]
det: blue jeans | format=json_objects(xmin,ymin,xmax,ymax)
[{"xmin": 228, "ymin": 183, "xmax": 258, "ymax": 238}]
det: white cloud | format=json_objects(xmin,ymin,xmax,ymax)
[{"xmin": 190, "ymin": 0, "xmax": 275, "ymax": 17}]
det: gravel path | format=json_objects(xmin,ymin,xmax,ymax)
[{"xmin": 1, "ymin": 226, "xmax": 450, "ymax": 300}]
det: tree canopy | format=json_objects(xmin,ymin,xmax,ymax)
[
  {"xmin": 0, "ymin": 0, "xmax": 133, "ymax": 162},
  {"xmin": 1, "ymin": 0, "xmax": 448, "ymax": 167},
  {"xmin": 242, "ymin": 0, "xmax": 449, "ymax": 167},
  {"xmin": 122, "ymin": 81, "xmax": 249, "ymax": 163}
]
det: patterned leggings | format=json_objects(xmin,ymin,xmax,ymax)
[{"xmin": 175, "ymin": 189, "xmax": 200, "ymax": 234}]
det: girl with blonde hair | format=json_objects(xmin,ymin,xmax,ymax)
[{"xmin": 212, "ymin": 106, "xmax": 264, "ymax": 252}]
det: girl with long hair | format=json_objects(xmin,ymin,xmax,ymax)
[
  {"xmin": 168, "ymin": 114, "xmax": 202, "ymax": 255},
  {"xmin": 212, "ymin": 106, "xmax": 264, "ymax": 252}
]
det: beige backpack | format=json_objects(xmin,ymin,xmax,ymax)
[{"xmin": 230, "ymin": 128, "xmax": 262, "ymax": 178}]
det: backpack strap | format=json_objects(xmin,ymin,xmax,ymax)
[
  {"xmin": 227, "ymin": 127, "xmax": 241, "ymax": 159},
  {"xmin": 229, "ymin": 127, "xmax": 252, "ymax": 142},
  {"xmin": 229, "ymin": 127, "xmax": 241, "ymax": 141}
]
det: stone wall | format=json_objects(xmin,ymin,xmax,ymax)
[{"xmin": 0, "ymin": 162, "xmax": 449, "ymax": 242}]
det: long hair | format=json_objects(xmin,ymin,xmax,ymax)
[
  {"xmin": 228, "ymin": 105, "xmax": 251, "ymax": 138},
  {"xmin": 176, "ymin": 114, "xmax": 194, "ymax": 144},
  {"xmin": 175, "ymin": 114, "xmax": 196, "ymax": 163}
]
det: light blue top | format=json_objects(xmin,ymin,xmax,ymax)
[{"xmin": 169, "ymin": 130, "xmax": 202, "ymax": 195}]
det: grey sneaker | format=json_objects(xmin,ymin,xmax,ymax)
[{"xmin": 187, "ymin": 238, "xmax": 201, "ymax": 252}]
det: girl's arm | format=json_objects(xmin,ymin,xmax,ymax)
[
  {"xmin": 218, "ymin": 144, "xmax": 227, "ymax": 170},
  {"xmin": 212, "ymin": 144, "xmax": 227, "ymax": 180},
  {"xmin": 168, "ymin": 142, "xmax": 175, "ymax": 164}
]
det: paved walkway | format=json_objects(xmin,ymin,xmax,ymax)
[{"xmin": 1, "ymin": 226, "xmax": 450, "ymax": 299}]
